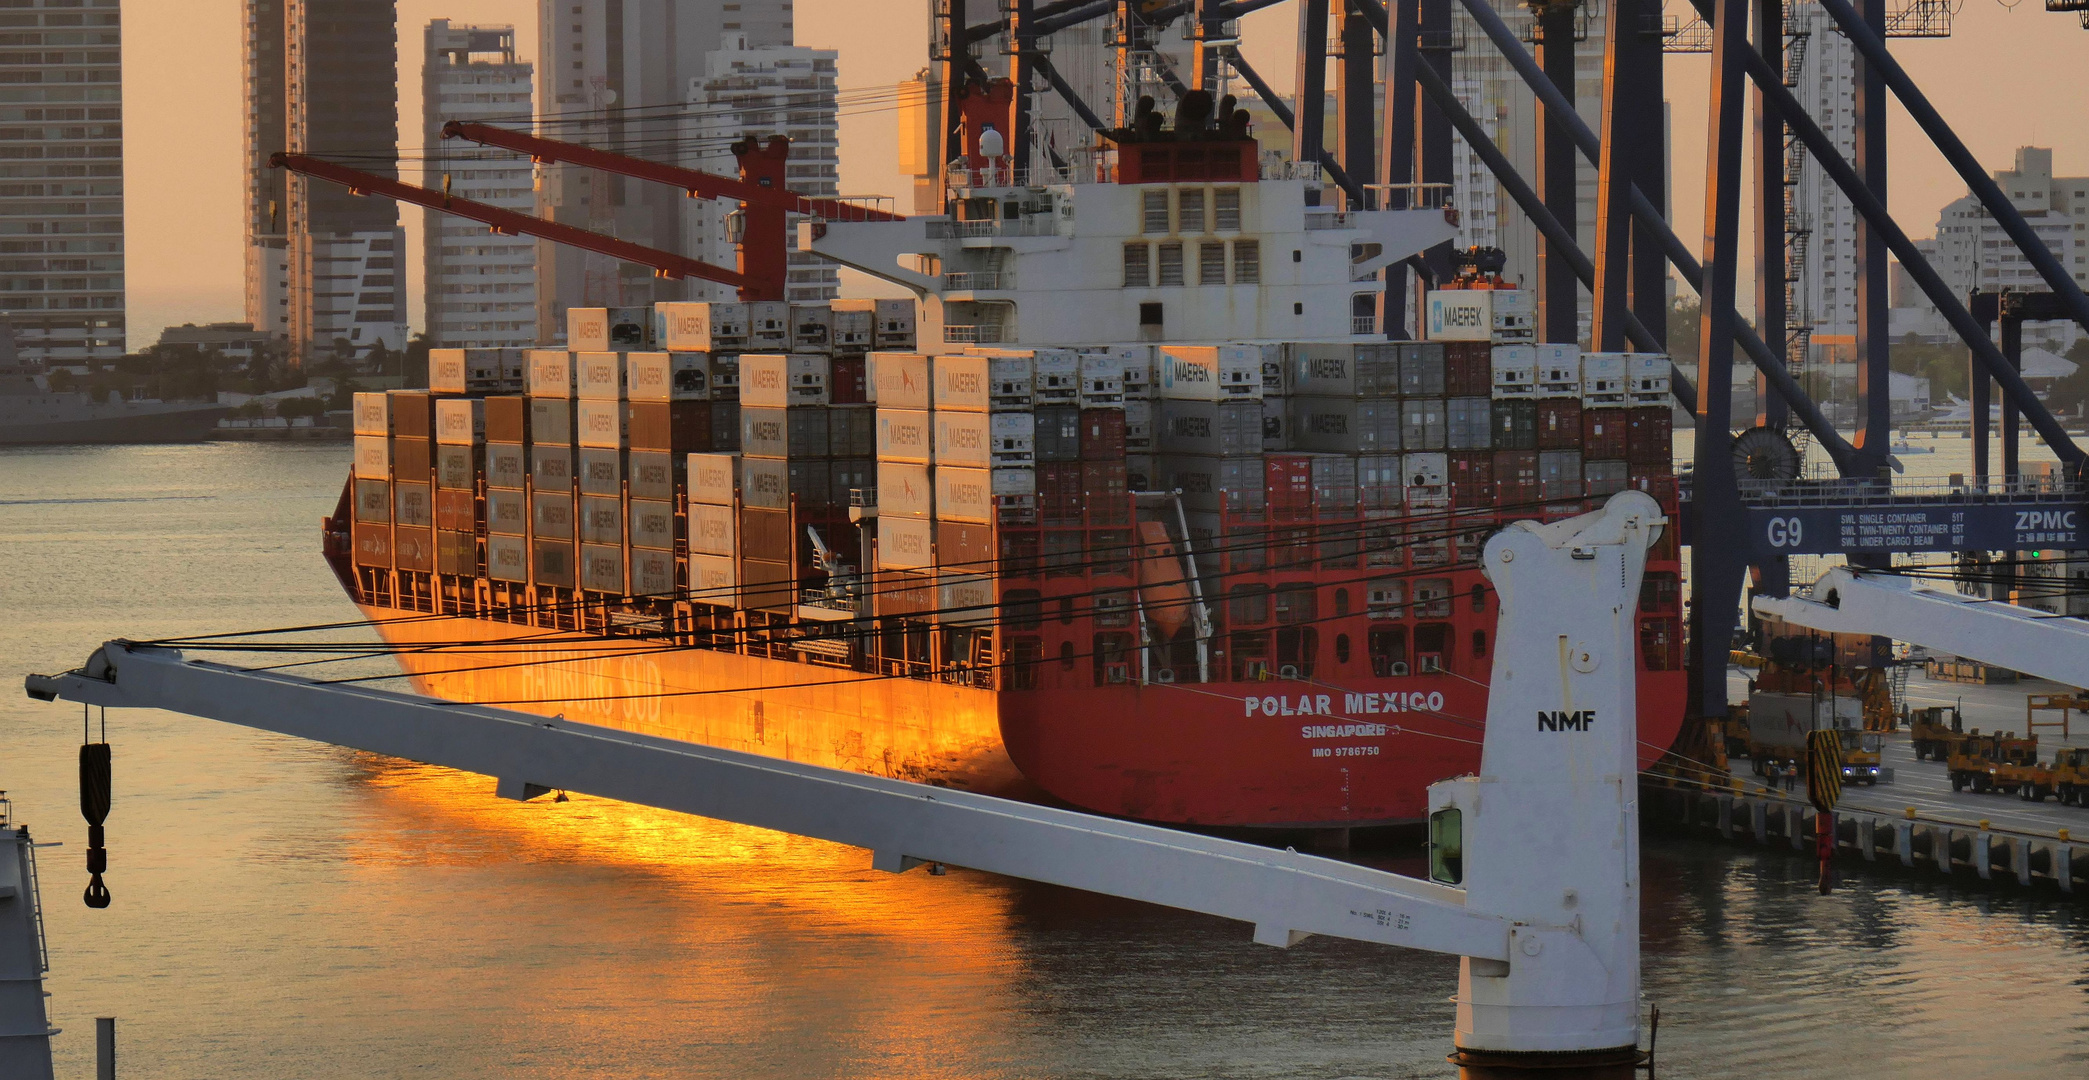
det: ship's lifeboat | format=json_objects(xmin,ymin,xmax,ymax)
[{"xmin": 1136, "ymin": 519, "xmax": 1191, "ymax": 639}]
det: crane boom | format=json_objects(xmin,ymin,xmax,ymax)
[
  {"xmin": 268, "ymin": 152, "xmax": 768, "ymax": 299},
  {"xmin": 1756, "ymin": 566, "xmax": 2089, "ymax": 688},
  {"xmin": 439, "ymin": 122, "xmax": 906, "ymax": 222}
]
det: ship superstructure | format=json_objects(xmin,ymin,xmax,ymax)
[{"xmin": 328, "ymin": 125, "xmax": 1685, "ymax": 829}]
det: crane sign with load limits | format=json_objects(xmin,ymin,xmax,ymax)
[{"xmin": 26, "ymin": 493, "xmax": 1668, "ymax": 1073}]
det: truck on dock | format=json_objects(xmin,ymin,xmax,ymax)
[
  {"xmin": 1946, "ymin": 731, "xmax": 2038, "ymax": 794},
  {"xmin": 1745, "ymin": 691, "xmax": 1880, "ymax": 784},
  {"xmin": 2006, "ymin": 746, "xmax": 2089, "ymax": 804},
  {"xmin": 1908, "ymin": 704, "xmax": 1966, "ymax": 761}
]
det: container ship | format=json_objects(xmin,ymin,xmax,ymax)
[{"xmin": 324, "ymin": 123, "xmax": 1685, "ymax": 829}]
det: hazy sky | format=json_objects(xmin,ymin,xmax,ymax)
[{"xmin": 124, "ymin": 1, "xmax": 2089, "ymax": 348}]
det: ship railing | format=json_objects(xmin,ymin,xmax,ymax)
[
  {"xmin": 1361, "ymin": 182, "xmax": 1456, "ymax": 211},
  {"xmin": 1303, "ymin": 210, "xmax": 1354, "ymax": 231},
  {"xmin": 1351, "ymin": 314, "xmax": 1379, "ymax": 335},
  {"xmin": 943, "ymin": 323, "xmax": 1008, "ymax": 344},
  {"xmin": 925, "ymin": 216, "xmax": 1063, "ymax": 240},
  {"xmin": 942, "ymin": 270, "xmax": 1008, "ymax": 290}
]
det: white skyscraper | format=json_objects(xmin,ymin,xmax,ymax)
[
  {"xmin": 684, "ymin": 40, "xmax": 841, "ymax": 303},
  {"xmin": 1787, "ymin": 0, "xmax": 1860, "ymax": 347},
  {"xmin": 1929, "ymin": 145, "xmax": 2087, "ymax": 352},
  {"xmin": 422, "ymin": 21, "xmax": 536, "ymax": 347}
]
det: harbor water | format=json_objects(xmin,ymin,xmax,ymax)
[{"xmin": 2, "ymin": 442, "xmax": 2085, "ymax": 1078}]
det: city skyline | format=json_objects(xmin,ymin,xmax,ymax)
[{"xmin": 112, "ymin": 0, "xmax": 2089, "ymax": 349}]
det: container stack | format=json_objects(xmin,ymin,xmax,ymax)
[
  {"xmin": 1579, "ymin": 351, "xmax": 1630, "ymax": 498},
  {"xmin": 932, "ymin": 353, "xmax": 1039, "ymax": 622},
  {"xmin": 482, "ymin": 395, "xmax": 528, "ymax": 586},
  {"xmin": 737, "ymin": 353, "xmax": 831, "ymax": 611},
  {"xmin": 427, "ymin": 347, "xmax": 526, "ymax": 395},
  {"xmin": 685, "ymin": 450, "xmax": 740, "ymax": 606},
  {"xmin": 527, "ymin": 349, "xmax": 580, "ymax": 590},
  {"xmin": 1157, "ymin": 344, "xmax": 1264, "ymax": 575},
  {"xmin": 1534, "ymin": 342, "xmax": 1583, "ymax": 502},
  {"xmin": 1625, "ymin": 354, "xmax": 1674, "ymax": 479},
  {"xmin": 432, "ymin": 395, "xmax": 484, "ymax": 577},
  {"xmin": 872, "ymin": 352, "xmax": 936, "ymax": 615},
  {"xmin": 350, "ymin": 390, "xmax": 437, "ymax": 576}
]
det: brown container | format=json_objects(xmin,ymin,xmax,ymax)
[
  {"xmin": 740, "ymin": 556, "xmax": 795, "ymax": 612},
  {"xmin": 1536, "ymin": 399, "xmax": 1582, "ymax": 451},
  {"xmin": 1038, "ymin": 461, "xmax": 1084, "ymax": 526},
  {"xmin": 873, "ymin": 568, "xmax": 937, "ymax": 617},
  {"xmin": 532, "ymin": 539, "xmax": 576, "ymax": 588},
  {"xmin": 1448, "ymin": 451, "xmax": 1495, "ymax": 508},
  {"xmin": 388, "ymin": 391, "xmax": 434, "ymax": 439},
  {"xmin": 1626, "ymin": 405, "xmax": 1673, "ymax": 467},
  {"xmin": 1580, "ymin": 409, "xmax": 1629, "ymax": 460},
  {"xmin": 739, "ymin": 506, "xmax": 795, "ymax": 558},
  {"xmin": 394, "ymin": 527, "xmax": 436, "ymax": 572},
  {"xmin": 935, "ymin": 520, "xmax": 996, "ymax": 574},
  {"xmin": 434, "ymin": 488, "xmax": 475, "ymax": 532},
  {"xmin": 626, "ymin": 400, "xmax": 712, "ymax": 452},
  {"xmin": 392, "ymin": 436, "xmax": 433, "ymax": 479},
  {"xmin": 1079, "ymin": 407, "xmax": 1126, "ymax": 460},
  {"xmin": 1081, "ymin": 459, "xmax": 1129, "ymax": 525},
  {"xmin": 436, "ymin": 529, "xmax": 476, "ymax": 575},
  {"xmin": 1494, "ymin": 449, "xmax": 1539, "ymax": 507},
  {"xmin": 830, "ymin": 355, "xmax": 868, "ymax": 404},
  {"xmin": 1444, "ymin": 341, "xmax": 1492, "ymax": 397},
  {"xmin": 484, "ymin": 396, "xmax": 527, "ymax": 443},
  {"xmin": 352, "ymin": 523, "xmax": 393, "ymax": 567}
]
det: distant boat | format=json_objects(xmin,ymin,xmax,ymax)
[{"xmin": 0, "ymin": 359, "xmax": 228, "ymax": 445}]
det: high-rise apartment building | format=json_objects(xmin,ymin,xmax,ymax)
[
  {"xmin": 0, "ymin": 0, "xmax": 124, "ymax": 361},
  {"xmin": 536, "ymin": 1, "xmax": 791, "ymax": 339},
  {"xmin": 1787, "ymin": 1, "xmax": 1859, "ymax": 347},
  {"xmin": 1929, "ymin": 145, "xmax": 2087, "ymax": 351},
  {"xmin": 685, "ymin": 40, "xmax": 839, "ymax": 303},
  {"xmin": 246, "ymin": 0, "xmax": 406, "ymax": 365},
  {"xmin": 422, "ymin": 20, "xmax": 535, "ymax": 347}
]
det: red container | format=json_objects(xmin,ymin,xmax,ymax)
[
  {"xmin": 1536, "ymin": 399, "xmax": 1581, "ymax": 451},
  {"xmin": 394, "ymin": 526, "xmax": 436, "ymax": 572},
  {"xmin": 352, "ymin": 523, "xmax": 392, "ymax": 567},
  {"xmin": 1580, "ymin": 408, "xmax": 1629, "ymax": 460},
  {"xmin": 1626, "ymin": 406, "xmax": 1673, "ymax": 467},
  {"xmin": 1079, "ymin": 408, "xmax": 1126, "ymax": 460},
  {"xmin": 391, "ymin": 436, "xmax": 432, "ymax": 479},
  {"xmin": 1448, "ymin": 451, "xmax": 1494, "ymax": 507},
  {"xmin": 434, "ymin": 488, "xmax": 475, "ymax": 531},
  {"xmin": 1445, "ymin": 341, "xmax": 1492, "ymax": 397},
  {"xmin": 484, "ymin": 396, "xmax": 527, "ymax": 443},
  {"xmin": 626, "ymin": 400, "xmax": 712, "ymax": 452},
  {"xmin": 1494, "ymin": 449, "xmax": 1539, "ymax": 507},
  {"xmin": 389, "ymin": 392, "xmax": 433, "ymax": 439},
  {"xmin": 1264, "ymin": 453, "xmax": 1314, "ymax": 521},
  {"xmin": 830, "ymin": 355, "xmax": 868, "ymax": 404},
  {"xmin": 1039, "ymin": 461, "xmax": 1086, "ymax": 526},
  {"xmin": 1082, "ymin": 459, "xmax": 1129, "ymax": 525}
]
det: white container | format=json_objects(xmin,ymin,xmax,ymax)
[
  {"xmin": 1157, "ymin": 344, "xmax": 1262, "ymax": 401},
  {"xmin": 427, "ymin": 349, "xmax": 469, "ymax": 394},
  {"xmin": 989, "ymin": 412, "xmax": 1036, "ymax": 464},
  {"xmin": 993, "ymin": 465, "xmax": 1037, "ymax": 497},
  {"xmin": 933, "ymin": 466, "xmax": 994, "ymax": 524},
  {"xmin": 877, "ymin": 515, "xmax": 935, "ymax": 570},
  {"xmin": 575, "ymin": 399, "xmax": 625, "ymax": 448},
  {"xmin": 580, "ymin": 543, "xmax": 626, "ymax": 593},
  {"xmin": 486, "ymin": 443, "xmax": 526, "ymax": 489},
  {"xmin": 622, "ymin": 352, "xmax": 672, "ymax": 402},
  {"xmin": 1105, "ymin": 344, "xmax": 1156, "ymax": 397},
  {"xmin": 655, "ymin": 301, "xmax": 747, "ymax": 351},
  {"xmin": 527, "ymin": 350, "xmax": 577, "ymax": 397},
  {"xmin": 988, "ymin": 356, "xmax": 1034, "ymax": 405},
  {"xmin": 567, "ymin": 307, "xmax": 611, "ymax": 351},
  {"xmin": 875, "ymin": 408, "xmax": 932, "ymax": 464},
  {"xmin": 737, "ymin": 354, "xmax": 790, "ymax": 408},
  {"xmin": 1031, "ymin": 349, "xmax": 1081, "ymax": 402},
  {"xmin": 746, "ymin": 301, "xmax": 790, "ymax": 348},
  {"xmin": 1627, "ymin": 353, "xmax": 1672, "ymax": 404},
  {"xmin": 931, "ymin": 355, "xmax": 991, "ymax": 411},
  {"xmin": 1490, "ymin": 288, "xmax": 1536, "ymax": 342},
  {"xmin": 832, "ymin": 306, "xmax": 875, "ymax": 351},
  {"xmin": 689, "ymin": 552, "xmax": 738, "ymax": 596},
  {"xmin": 1124, "ymin": 399, "xmax": 1155, "ymax": 451},
  {"xmin": 1580, "ymin": 352, "xmax": 1629, "ymax": 405},
  {"xmin": 787, "ymin": 353, "xmax": 831, "ymax": 405},
  {"xmin": 529, "ymin": 398, "xmax": 572, "ymax": 445},
  {"xmin": 933, "ymin": 410, "xmax": 991, "ymax": 469},
  {"xmin": 688, "ymin": 502, "xmax": 737, "ymax": 556},
  {"xmin": 788, "ymin": 304, "xmax": 833, "ymax": 351},
  {"xmin": 1490, "ymin": 345, "xmax": 1538, "ymax": 399},
  {"xmin": 575, "ymin": 352, "xmax": 626, "ymax": 400},
  {"xmin": 1405, "ymin": 451, "xmax": 1449, "ymax": 488},
  {"xmin": 352, "ymin": 392, "xmax": 389, "ymax": 435},
  {"xmin": 687, "ymin": 452, "xmax": 741, "ymax": 506},
  {"xmin": 628, "ymin": 499, "xmax": 674, "ymax": 551},
  {"xmin": 632, "ymin": 548, "xmax": 674, "ymax": 597},
  {"xmin": 836, "ymin": 297, "xmax": 917, "ymax": 346},
  {"xmin": 1536, "ymin": 343, "xmax": 1582, "ymax": 398},
  {"xmin": 486, "ymin": 489, "xmax": 527, "ymax": 535},
  {"xmin": 487, "ymin": 534, "xmax": 529, "ymax": 582},
  {"xmin": 740, "ymin": 456, "xmax": 790, "ymax": 510},
  {"xmin": 878, "ymin": 461, "xmax": 933, "ymax": 518},
  {"xmin": 1425, "ymin": 290, "xmax": 1492, "ymax": 341},
  {"xmin": 353, "ymin": 435, "xmax": 390, "ymax": 478},
  {"xmin": 938, "ymin": 575, "xmax": 996, "ymax": 625},
  {"xmin": 1079, "ymin": 354, "xmax": 1125, "ymax": 405},
  {"xmin": 434, "ymin": 398, "xmax": 484, "ymax": 445},
  {"xmin": 653, "ymin": 352, "xmax": 712, "ymax": 401},
  {"xmin": 872, "ymin": 352, "xmax": 931, "ymax": 408}
]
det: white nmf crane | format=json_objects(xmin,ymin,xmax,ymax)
[
  {"xmin": 26, "ymin": 493, "xmax": 1666, "ymax": 1072},
  {"xmin": 1755, "ymin": 565, "xmax": 2089, "ymax": 690}
]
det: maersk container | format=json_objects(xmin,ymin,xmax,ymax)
[
  {"xmin": 627, "ymin": 450, "xmax": 675, "ymax": 501},
  {"xmin": 352, "ymin": 392, "xmax": 390, "ymax": 435},
  {"xmin": 486, "ymin": 490, "xmax": 527, "ymax": 536},
  {"xmin": 739, "ymin": 406, "xmax": 826, "ymax": 459},
  {"xmin": 1399, "ymin": 343, "xmax": 1448, "ymax": 397},
  {"xmin": 789, "ymin": 304, "xmax": 834, "ymax": 351},
  {"xmin": 872, "ymin": 352, "xmax": 930, "ymax": 408},
  {"xmin": 746, "ymin": 301, "xmax": 791, "ymax": 349},
  {"xmin": 427, "ymin": 349, "xmax": 468, "ymax": 394},
  {"xmin": 1446, "ymin": 397, "xmax": 1493, "ymax": 451},
  {"xmin": 435, "ymin": 445, "xmax": 476, "ymax": 490},
  {"xmin": 1125, "ymin": 454, "xmax": 1157, "ymax": 492},
  {"xmin": 685, "ymin": 503, "xmax": 735, "ymax": 555},
  {"xmin": 632, "ymin": 549, "xmax": 674, "ymax": 597},
  {"xmin": 429, "ymin": 348, "xmax": 513, "ymax": 395},
  {"xmin": 566, "ymin": 308, "xmax": 613, "ymax": 351},
  {"xmin": 1032, "ymin": 405, "xmax": 1080, "ymax": 462},
  {"xmin": 875, "ymin": 408, "xmax": 932, "ymax": 464},
  {"xmin": 487, "ymin": 534, "xmax": 529, "ymax": 583},
  {"xmin": 1401, "ymin": 397, "xmax": 1448, "ymax": 451},
  {"xmin": 1535, "ymin": 343, "xmax": 1581, "ymax": 397},
  {"xmin": 532, "ymin": 539, "xmax": 576, "ymax": 588},
  {"xmin": 532, "ymin": 492, "xmax": 575, "ymax": 541},
  {"xmin": 578, "ymin": 496, "xmax": 623, "ymax": 545},
  {"xmin": 485, "ymin": 397, "xmax": 526, "ymax": 443},
  {"xmin": 353, "ymin": 479, "xmax": 389, "ymax": 523},
  {"xmin": 527, "ymin": 350, "xmax": 577, "ymax": 397},
  {"xmin": 1491, "ymin": 399, "xmax": 1538, "ymax": 451},
  {"xmin": 1164, "ymin": 455, "xmax": 1266, "ymax": 515},
  {"xmin": 689, "ymin": 552, "xmax": 738, "ymax": 597},
  {"xmin": 580, "ymin": 543, "xmax": 626, "ymax": 594},
  {"xmin": 578, "ymin": 448, "xmax": 622, "ymax": 496},
  {"xmin": 931, "ymin": 355, "xmax": 991, "ymax": 410},
  {"xmin": 1310, "ymin": 454, "xmax": 1359, "ymax": 519},
  {"xmin": 1490, "ymin": 345, "xmax": 1538, "ymax": 398},
  {"xmin": 1157, "ymin": 344, "xmax": 1261, "ymax": 401},
  {"xmin": 1123, "ymin": 399, "xmax": 1155, "ymax": 451},
  {"xmin": 628, "ymin": 498, "xmax": 675, "ymax": 551},
  {"xmin": 937, "ymin": 573, "xmax": 998, "ymax": 626},
  {"xmin": 877, "ymin": 516, "xmax": 935, "ymax": 570},
  {"xmin": 739, "ymin": 456, "xmax": 791, "ymax": 510},
  {"xmin": 1289, "ymin": 397, "xmax": 1399, "ymax": 454},
  {"xmin": 878, "ymin": 461, "xmax": 933, "ymax": 518},
  {"xmin": 434, "ymin": 398, "xmax": 484, "ymax": 446},
  {"xmin": 655, "ymin": 301, "xmax": 748, "ymax": 351},
  {"xmin": 353, "ymin": 435, "xmax": 390, "ymax": 479},
  {"xmin": 531, "ymin": 445, "xmax": 574, "ymax": 492},
  {"xmin": 1424, "ymin": 290, "xmax": 1491, "ymax": 342},
  {"xmin": 934, "ymin": 465, "xmax": 995, "ymax": 524},
  {"xmin": 1161, "ymin": 399, "xmax": 1263, "ymax": 456},
  {"xmin": 623, "ymin": 352, "xmax": 701, "ymax": 403},
  {"xmin": 1538, "ymin": 450, "xmax": 1583, "ymax": 500},
  {"xmin": 529, "ymin": 398, "xmax": 572, "ymax": 445},
  {"xmin": 687, "ymin": 452, "xmax": 740, "ymax": 506},
  {"xmin": 576, "ymin": 399, "xmax": 625, "ymax": 449},
  {"xmin": 1288, "ymin": 343, "xmax": 1369, "ymax": 397},
  {"xmin": 394, "ymin": 482, "xmax": 434, "ymax": 528},
  {"xmin": 738, "ymin": 354, "xmax": 791, "ymax": 408}
]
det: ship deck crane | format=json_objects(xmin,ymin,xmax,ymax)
[{"xmin": 25, "ymin": 492, "xmax": 1667, "ymax": 1070}]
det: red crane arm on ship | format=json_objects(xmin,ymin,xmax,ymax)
[
  {"xmin": 268, "ymin": 151, "xmax": 762, "ymax": 297},
  {"xmin": 439, "ymin": 121, "xmax": 906, "ymax": 224}
]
